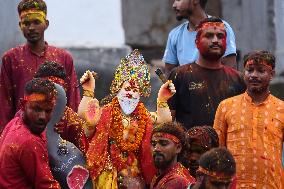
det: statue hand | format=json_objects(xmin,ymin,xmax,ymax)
[
  {"xmin": 80, "ymin": 70, "xmax": 96, "ymax": 91},
  {"xmin": 157, "ymin": 80, "xmax": 176, "ymax": 102}
]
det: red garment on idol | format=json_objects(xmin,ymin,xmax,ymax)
[
  {"xmin": 150, "ymin": 162, "xmax": 195, "ymax": 189},
  {"xmin": 0, "ymin": 42, "xmax": 80, "ymax": 132},
  {"xmin": 86, "ymin": 104, "xmax": 156, "ymax": 184},
  {"xmin": 0, "ymin": 116, "xmax": 60, "ymax": 189}
]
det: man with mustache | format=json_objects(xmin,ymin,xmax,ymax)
[
  {"xmin": 77, "ymin": 49, "xmax": 176, "ymax": 188},
  {"xmin": 0, "ymin": 78, "xmax": 60, "ymax": 188},
  {"xmin": 214, "ymin": 50, "xmax": 284, "ymax": 188},
  {"xmin": 150, "ymin": 122, "xmax": 195, "ymax": 189},
  {"xmin": 0, "ymin": 0, "xmax": 80, "ymax": 132},
  {"xmin": 168, "ymin": 17, "xmax": 246, "ymax": 130},
  {"xmin": 188, "ymin": 147, "xmax": 236, "ymax": 189},
  {"xmin": 164, "ymin": 0, "xmax": 237, "ymax": 75}
]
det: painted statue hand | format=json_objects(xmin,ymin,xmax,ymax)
[
  {"xmin": 80, "ymin": 70, "xmax": 96, "ymax": 91},
  {"xmin": 157, "ymin": 80, "xmax": 176, "ymax": 102}
]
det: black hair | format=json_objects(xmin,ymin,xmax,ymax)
[
  {"xmin": 34, "ymin": 61, "xmax": 66, "ymax": 80},
  {"xmin": 243, "ymin": 50, "xmax": 275, "ymax": 70},
  {"xmin": 196, "ymin": 17, "xmax": 225, "ymax": 41},
  {"xmin": 187, "ymin": 125, "xmax": 219, "ymax": 150},
  {"xmin": 25, "ymin": 78, "xmax": 56, "ymax": 101},
  {"xmin": 152, "ymin": 122, "xmax": 187, "ymax": 163},
  {"xmin": 199, "ymin": 0, "xmax": 208, "ymax": 9},
  {"xmin": 18, "ymin": 0, "xmax": 47, "ymax": 15},
  {"xmin": 199, "ymin": 147, "xmax": 236, "ymax": 177}
]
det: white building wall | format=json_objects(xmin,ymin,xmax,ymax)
[
  {"xmin": 45, "ymin": 0, "xmax": 125, "ymax": 48},
  {"xmin": 275, "ymin": 0, "xmax": 284, "ymax": 73}
]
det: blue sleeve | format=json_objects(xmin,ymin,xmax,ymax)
[
  {"xmin": 223, "ymin": 21, "xmax": 236, "ymax": 57},
  {"xmin": 163, "ymin": 30, "xmax": 178, "ymax": 65}
]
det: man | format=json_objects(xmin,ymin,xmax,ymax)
[
  {"xmin": 0, "ymin": 78, "xmax": 60, "ymax": 188},
  {"xmin": 34, "ymin": 61, "xmax": 88, "ymax": 154},
  {"xmin": 188, "ymin": 147, "xmax": 236, "ymax": 189},
  {"xmin": 164, "ymin": 0, "xmax": 237, "ymax": 74},
  {"xmin": 0, "ymin": 0, "xmax": 80, "ymax": 132},
  {"xmin": 214, "ymin": 50, "xmax": 284, "ymax": 188},
  {"xmin": 185, "ymin": 126, "xmax": 219, "ymax": 178},
  {"xmin": 168, "ymin": 17, "xmax": 246, "ymax": 130},
  {"xmin": 78, "ymin": 49, "xmax": 176, "ymax": 188},
  {"xmin": 150, "ymin": 122, "xmax": 195, "ymax": 189}
]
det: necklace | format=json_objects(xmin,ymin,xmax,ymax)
[{"xmin": 110, "ymin": 97, "xmax": 148, "ymax": 152}]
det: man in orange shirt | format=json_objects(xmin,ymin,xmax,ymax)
[{"xmin": 214, "ymin": 50, "xmax": 284, "ymax": 188}]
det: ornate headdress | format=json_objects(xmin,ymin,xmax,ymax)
[{"xmin": 110, "ymin": 49, "xmax": 151, "ymax": 97}]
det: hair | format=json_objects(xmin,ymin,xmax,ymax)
[
  {"xmin": 243, "ymin": 50, "xmax": 275, "ymax": 70},
  {"xmin": 196, "ymin": 17, "xmax": 225, "ymax": 41},
  {"xmin": 187, "ymin": 126, "xmax": 219, "ymax": 150},
  {"xmin": 199, "ymin": 0, "xmax": 208, "ymax": 9},
  {"xmin": 34, "ymin": 61, "xmax": 66, "ymax": 80},
  {"xmin": 152, "ymin": 122, "xmax": 187, "ymax": 162},
  {"xmin": 25, "ymin": 78, "xmax": 56, "ymax": 101},
  {"xmin": 199, "ymin": 147, "xmax": 236, "ymax": 177},
  {"xmin": 18, "ymin": 0, "xmax": 47, "ymax": 15}
]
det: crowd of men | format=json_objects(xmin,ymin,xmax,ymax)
[{"xmin": 0, "ymin": 0, "xmax": 283, "ymax": 189}]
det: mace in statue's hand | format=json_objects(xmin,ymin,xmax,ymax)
[{"xmin": 157, "ymin": 80, "xmax": 176, "ymax": 102}]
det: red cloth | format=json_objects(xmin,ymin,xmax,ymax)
[
  {"xmin": 54, "ymin": 107, "xmax": 89, "ymax": 154},
  {"xmin": 150, "ymin": 163, "xmax": 195, "ymax": 189},
  {"xmin": 86, "ymin": 104, "xmax": 156, "ymax": 184},
  {"xmin": 0, "ymin": 116, "xmax": 60, "ymax": 189},
  {"xmin": 0, "ymin": 43, "xmax": 80, "ymax": 131}
]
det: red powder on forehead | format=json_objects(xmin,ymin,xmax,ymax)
[
  {"xmin": 198, "ymin": 22, "xmax": 225, "ymax": 31},
  {"xmin": 245, "ymin": 59, "xmax": 272, "ymax": 70}
]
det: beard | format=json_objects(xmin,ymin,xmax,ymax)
[
  {"xmin": 248, "ymin": 83, "xmax": 269, "ymax": 94},
  {"xmin": 199, "ymin": 46, "xmax": 225, "ymax": 61},
  {"xmin": 201, "ymin": 52, "xmax": 223, "ymax": 61},
  {"xmin": 176, "ymin": 15, "xmax": 184, "ymax": 21},
  {"xmin": 117, "ymin": 92, "xmax": 140, "ymax": 115},
  {"xmin": 175, "ymin": 9, "xmax": 192, "ymax": 21},
  {"xmin": 188, "ymin": 163, "xmax": 199, "ymax": 178},
  {"xmin": 153, "ymin": 152, "xmax": 175, "ymax": 170},
  {"xmin": 23, "ymin": 113, "xmax": 46, "ymax": 135}
]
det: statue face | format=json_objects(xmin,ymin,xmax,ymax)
[{"xmin": 117, "ymin": 80, "xmax": 140, "ymax": 115}]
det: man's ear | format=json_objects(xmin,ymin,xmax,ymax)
[
  {"xmin": 45, "ymin": 19, "xmax": 49, "ymax": 30},
  {"xmin": 195, "ymin": 37, "xmax": 198, "ymax": 45},
  {"xmin": 270, "ymin": 70, "xmax": 275, "ymax": 80},
  {"xmin": 176, "ymin": 143, "xmax": 182, "ymax": 154},
  {"xmin": 19, "ymin": 21, "xmax": 23, "ymax": 31}
]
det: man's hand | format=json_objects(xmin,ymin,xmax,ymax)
[
  {"xmin": 157, "ymin": 80, "xmax": 176, "ymax": 102},
  {"xmin": 80, "ymin": 70, "xmax": 96, "ymax": 91}
]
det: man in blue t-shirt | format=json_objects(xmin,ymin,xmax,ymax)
[{"xmin": 164, "ymin": 0, "xmax": 237, "ymax": 74}]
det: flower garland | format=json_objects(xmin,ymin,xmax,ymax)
[{"xmin": 110, "ymin": 97, "xmax": 147, "ymax": 152}]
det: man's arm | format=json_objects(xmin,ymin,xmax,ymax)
[
  {"xmin": 213, "ymin": 101, "xmax": 228, "ymax": 147},
  {"xmin": 56, "ymin": 107, "xmax": 89, "ymax": 154},
  {"xmin": 19, "ymin": 139, "xmax": 60, "ymax": 189},
  {"xmin": 165, "ymin": 63, "xmax": 178, "ymax": 77},
  {"xmin": 222, "ymin": 19, "xmax": 237, "ymax": 69},
  {"xmin": 163, "ymin": 30, "xmax": 179, "ymax": 76},
  {"xmin": 0, "ymin": 55, "xmax": 15, "ymax": 132},
  {"xmin": 64, "ymin": 52, "xmax": 81, "ymax": 112}
]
